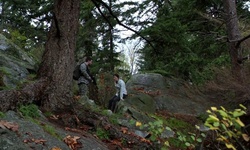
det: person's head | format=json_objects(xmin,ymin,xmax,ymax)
[
  {"xmin": 113, "ymin": 74, "xmax": 119, "ymax": 82},
  {"xmin": 85, "ymin": 56, "xmax": 93, "ymax": 65}
]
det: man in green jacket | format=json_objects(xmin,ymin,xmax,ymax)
[{"xmin": 78, "ymin": 56, "xmax": 93, "ymax": 97}]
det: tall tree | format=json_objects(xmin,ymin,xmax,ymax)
[
  {"xmin": 135, "ymin": 0, "xmax": 250, "ymax": 83},
  {"xmin": 0, "ymin": 0, "xmax": 80, "ymax": 112},
  {"xmin": 223, "ymin": 0, "xmax": 242, "ymax": 81},
  {"xmin": 0, "ymin": 0, "xmax": 138, "ymax": 112},
  {"xmin": 37, "ymin": 0, "xmax": 80, "ymax": 111}
]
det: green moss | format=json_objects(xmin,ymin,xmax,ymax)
[
  {"xmin": 43, "ymin": 111, "xmax": 53, "ymax": 117},
  {"xmin": 168, "ymin": 137, "xmax": 187, "ymax": 149},
  {"xmin": 95, "ymin": 127, "xmax": 110, "ymax": 140},
  {"xmin": 0, "ymin": 67, "xmax": 11, "ymax": 75},
  {"xmin": 165, "ymin": 117, "xmax": 193, "ymax": 131},
  {"xmin": 18, "ymin": 104, "xmax": 40, "ymax": 119},
  {"xmin": 43, "ymin": 124, "xmax": 62, "ymax": 140},
  {"xmin": 0, "ymin": 112, "xmax": 5, "ymax": 118}
]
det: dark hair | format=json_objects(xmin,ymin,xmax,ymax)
[
  {"xmin": 85, "ymin": 56, "xmax": 92, "ymax": 62},
  {"xmin": 114, "ymin": 73, "xmax": 119, "ymax": 78}
]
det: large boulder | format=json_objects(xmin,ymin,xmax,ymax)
[
  {"xmin": 124, "ymin": 73, "xmax": 215, "ymax": 116},
  {"xmin": 0, "ymin": 34, "xmax": 37, "ymax": 89}
]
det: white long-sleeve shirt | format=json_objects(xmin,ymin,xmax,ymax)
[{"xmin": 115, "ymin": 79, "xmax": 127, "ymax": 99}]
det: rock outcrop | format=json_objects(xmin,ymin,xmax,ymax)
[
  {"xmin": 0, "ymin": 34, "xmax": 37, "ymax": 89},
  {"xmin": 118, "ymin": 73, "xmax": 216, "ymax": 116}
]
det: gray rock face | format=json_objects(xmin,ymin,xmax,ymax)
[
  {"xmin": 125, "ymin": 73, "xmax": 215, "ymax": 116},
  {"xmin": 0, "ymin": 34, "xmax": 37, "ymax": 89},
  {"xmin": 126, "ymin": 73, "xmax": 167, "ymax": 92}
]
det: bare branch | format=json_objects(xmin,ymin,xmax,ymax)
[
  {"xmin": 236, "ymin": 34, "xmax": 250, "ymax": 48},
  {"xmin": 91, "ymin": 0, "xmax": 158, "ymax": 54},
  {"xmin": 91, "ymin": 0, "xmax": 113, "ymax": 29},
  {"xmin": 196, "ymin": 11, "xmax": 224, "ymax": 25}
]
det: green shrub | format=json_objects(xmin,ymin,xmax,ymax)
[
  {"xmin": 18, "ymin": 104, "xmax": 40, "ymax": 118},
  {"xmin": 0, "ymin": 112, "xmax": 5, "ymax": 118},
  {"xmin": 136, "ymin": 120, "xmax": 170, "ymax": 149},
  {"xmin": 204, "ymin": 104, "xmax": 249, "ymax": 150},
  {"xmin": 95, "ymin": 127, "xmax": 110, "ymax": 140},
  {"xmin": 135, "ymin": 117, "xmax": 205, "ymax": 150}
]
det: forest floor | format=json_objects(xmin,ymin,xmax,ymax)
[
  {"xmin": 47, "ymin": 108, "xmax": 202, "ymax": 150},
  {"xmin": 43, "ymin": 68, "xmax": 250, "ymax": 149},
  {"xmin": 60, "ymin": 69, "xmax": 250, "ymax": 150}
]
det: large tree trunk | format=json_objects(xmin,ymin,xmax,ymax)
[
  {"xmin": 0, "ymin": 0, "xmax": 80, "ymax": 112},
  {"xmin": 223, "ymin": 0, "xmax": 243, "ymax": 82},
  {"xmin": 37, "ymin": 0, "xmax": 80, "ymax": 111}
]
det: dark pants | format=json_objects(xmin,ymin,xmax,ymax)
[
  {"xmin": 108, "ymin": 94, "xmax": 127, "ymax": 112},
  {"xmin": 78, "ymin": 83, "xmax": 88, "ymax": 96}
]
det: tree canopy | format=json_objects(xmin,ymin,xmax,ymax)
[{"xmin": 1, "ymin": 0, "xmax": 250, "ymax": 111}]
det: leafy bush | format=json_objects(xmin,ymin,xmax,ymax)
[
  {"xmin": 135, "ymin": 117, "xmax": 204, "ymax": 150},
  {"xmin": 136, "ymin": 120, "xmax": 170, "ymax": 149},
  {"xmin": 204, "ymin": 105, "xmax": 249, "ymax": 150}
]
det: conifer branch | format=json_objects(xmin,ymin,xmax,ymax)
[{"xmin": 91, "ymin": 0, "xmax": 158, "ymax": 54}]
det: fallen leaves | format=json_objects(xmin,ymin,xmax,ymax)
[
  {"xmin": 51, "ymin": 147, "xmax": 62, "ymax": 150},
  {"xmin": 120, "ymin": 127, "xmax": 128, "ymax": 134},
  {"xmin": 0, "ymin": 120, "xmax": 19, "ymax": 132},
  {"xmin": 63, "ymin": 135, "xmax": 82, "ymax": 150},
  {"xmin": 0, "ymin": 120, "xmax": 49, "ymax": 146},
  {"xmin": 50, "ymin": 115, "xmax": 60, "ymax": 120},
  {"xmin": 23, "ymin": 138, "xmax": 47, "ymax": 144},
  {"xmin": 0, "ymin": 118, "xmax": 84, "ymax": 150},
  {"xmin": 65, "ymin": 126, "xmax": 89, "ymax": 133},
  {"xmin": 110, "ymin": 139, "xmax": 123, "ymax": 147},
  {"xmin": 133, "ymin": 87, "xmax": 161, "ymax": 96},
  {"xmin": 23, "ymin": 132, "xmax": 47, "ymax": 145},
  {"xmin": 119, "ymin": 126, "xmax": 152, "ymax": 145},
  {"xmin": 73, "ymin": 95, "xmax": 81, "ymax": 101}
]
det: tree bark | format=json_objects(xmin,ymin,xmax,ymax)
[
  {"xmin": 37, "ymin": 0, "xmax": 80, "ymax": 111},
  {"xmin": 223, "ymin": 0, "xmax": 243, "ymax": 82},
  {"xmin": 0, "ymin": 0, "xmax": 80, "ymax": 112}
]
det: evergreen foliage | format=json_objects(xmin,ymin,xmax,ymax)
[
  {"xmin": 134, "ymin": 0, "xmax": 229, "ymax": 83},
  {"xmin": 1, "ymin": 0, "xmax": 250, "ymax": 82},
  {"xmin": 0, "ymin": 0, "xmax": 52, "ymax": 50}
]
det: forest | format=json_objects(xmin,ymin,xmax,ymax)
[{"xmin": 0, "ymin": 0, "xmax": 250, "ymax": 149}]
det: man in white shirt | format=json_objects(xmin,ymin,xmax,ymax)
[{"xmin": 108, "ymin": 74, "xmax": 127, "ymax": 112}]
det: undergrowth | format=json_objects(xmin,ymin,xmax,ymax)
[
  {"xmin": 18, "ymin": 104, "xmax": 40, "ymax": 119},
  {"xmin": 0, "ymin": 111, "xmax": 5, "ymax": 118},
  {"xmin": 43, "ymin": 124, "xmax": 62, "ymax": 140}
]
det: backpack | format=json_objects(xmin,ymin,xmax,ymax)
[{"xmin": 73, "ymin": 63, "xmax": 82, "ymax": 80}]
